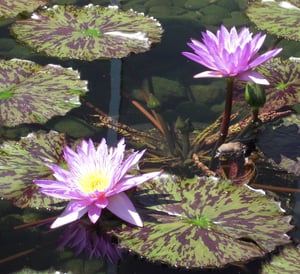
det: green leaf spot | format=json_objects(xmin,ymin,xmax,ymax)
[
  {"xmin": 83, "ymin": 28, "xmax": 102, "ymax": 37},
  {"xmin": 276, "ymin": 81, "xmax": 288, "ymax": 90},
  {"xmin": 186, "ymin": 215, "xmax": 216, "ymax": 229},
  {"xmin": 0, "ymin": 89, "xmax": 14, "ymax": 99}
]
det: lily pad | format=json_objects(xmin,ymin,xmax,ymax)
[
  {"xmin": 257, "ymin": 114, "xmax": 300, "ymax": 176},
  {"xmin": 11, "ymin": 5, "xmax": 163, "ymax": 60},
  {"xmin": 113, "ymin": 175, "xmax": 293, "ymax": 268},
  {"xmin": 0, "ymin": 0, "xmax": 47, "ymax": 19},
  {"xmin": 261, "ymin": 245, "xmax": 300, "ymax": 273},
  {"xmin": 247, "ymin": 0, "xmax": 300, "ymax": 41},
  {"xmin": 0, "ymin": 59, "xmax": 87, "ymax": 127},
  {"xmin": 0, "ymin": 131, "xmax": 66, "ymax": 209},
  {"xmin": 234, "ymin": 58, "xmax": 300, "ymax": 112}
]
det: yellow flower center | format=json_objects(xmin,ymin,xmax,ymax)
[{"xmin": 78, "ymin": 171, "xmax": 110, "ymax": 194}]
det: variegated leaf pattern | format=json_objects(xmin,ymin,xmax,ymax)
[
  {"xmin": 11, "ymin": 5, "xmax": 163, "ymax": 60},
  {"xmin": 261, "ymin": 245, "xmax": 300, "ymax": 273},
  {"xmin": 113, "ymin": 175, "xmax": 293, "ymax": 268},
  {"xmin": 0, "ymin": 131, "xmax": 66, "ymax": 209},
  {"xmin": 234, "ymin": 58, "xmax": 300, "ymax": 112},
  {"xmin": 0, "ymin": 0, "xmax": 47, "ymax": 19},
  {"xmin": 0, "ymin": 59, "xmax": 87, "ymax": 127},
  {"xmin": 247, "ymin": 0, "xmax": 300, "ymax": 41}
]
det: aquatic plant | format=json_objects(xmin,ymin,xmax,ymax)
[
  {"xmin": 0, "ymin": 0, "xmax": 299, "ymax": 273},
  {"xmin": 34, "ymin": 138, "xmax": 161, "ymax": 228},
  {"xmin": 182, "ymin": 25, "xmax": 281, "ymax": 84},
  {"xmin": 182, "ymin": 25, "xmax": 282, "ymax": 146},
  {"xmin": 11, "ymin": 4, "xmax": 163, "ymax": 60}
]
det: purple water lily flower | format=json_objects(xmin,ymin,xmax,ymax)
[
  {"xmin": 59, "ymin": 219, "xmax": 123, "ymax": 263},
  {"xmin": 182, "ymin": 25, "xmax": 282, "ymax": 85},
  {"xmin": 34, "ymin": 138, "xmax": 161, "ymax": 228}
]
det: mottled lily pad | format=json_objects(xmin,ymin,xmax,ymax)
[
  {"xmin": 234, "ymin": 58, "xmax": 300, "ymax": 112},
  {"xmin": 0, "ymin": 0, "xmax": 47, "ymax": 19},
  {"xmin": 261, "ymin": 245, "xmax": 300, "ymax": 274},
  {"xmin": 0, "ymin": 59, "xmax": 87, "ymax": 127},
  {"xmin": 113, "ymin": 175, "xmax": 293, "ymax": 268},
  {"xmin": 247, "ymin": 0, "xmax": 300, "ymax": 41},
  {"xmin": 11, "ymin": 5, "xmax": 163, "ymax": 60},
  {"xmin": 0, "ymin": 131, "xmax": 66, "ymax": 209}
]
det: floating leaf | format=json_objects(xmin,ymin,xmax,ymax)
[
  {"xmin": 261, "ymin": 245, "xmax": 300, "ymax": 273},
  {"xmin": 11, "ymin": 5, "xmax": 163, "ymax": 60},
  {"xmin": 113, "ymin": 175, "xmax": 293, "ymax": 268},
  {"xmin": 0, "ymin": 131, "xmax": 66, "ymax": 209},
  {"xmin": 247, "ymin": 0, "xmax": 300, "ymax": 41},
  {"xmin": 233, "ymin": 58, "xmax": 300, "ymax": 112},
  {"xmin": 0, "ymin": 0, "xmax": 47, "ymax": 19},
  {"xmin": 257, "ymin": 114, "xmax": 300, "ymax": 176},
  {"xmin": 0, "ymin": 59, "xmax": 87, "ymax": 127}
]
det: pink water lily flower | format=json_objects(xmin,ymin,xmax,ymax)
[
  {"xmin": 182, "ymin": 25, "xmax": 282, "ymax": 85},
  {"xmin": 34, "ymin": 138, "xmax": 161, "ymax": 229}
]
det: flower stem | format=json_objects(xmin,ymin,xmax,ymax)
[
  {"xmin": 219, "ymin": 77, "xmax": 234, "ymax": 144},
  {"xmin": 209, "ymin": 78, "xmax": 234, "ymax": 169}
]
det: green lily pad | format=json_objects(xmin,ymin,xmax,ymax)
[
  {"xmin": 0, "ymin": 0, "xmax": 47, "ymax": 19},
  {"xmin": 11, "ymin": 5, "xmax": 163, "ymax": 60},
  {"xmin": 0, "ymin": 59, "xmax": 87, "ymax": 127},
  {"xmin": 0, "ymin": 131, "xmax": 66, "ymax": 209},
  {"xmin": 261, "ymin": 245, "xmax": 300, "ymax": 273},
  {"xmin": 113, "ymin": 175, "xmax": 293, "ymax": 268},
  {"xmin": 247, "ymin": 0, "xmax": 300, "ymax": 41}
]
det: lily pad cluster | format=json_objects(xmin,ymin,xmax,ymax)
[
  {"xmin": 112, "ymin": 175, "xmax": 293, "ymax": 268},
  {"xmin": 11, "ymin": 4, "xmax": 163, "ymax": 60}
]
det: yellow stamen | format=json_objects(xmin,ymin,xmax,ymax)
[{"xmin": 78, "ymin": 171, "xmax": 110, "ymax": 194}]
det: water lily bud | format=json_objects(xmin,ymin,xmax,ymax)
[
  {"xmin": 245, "ymin": 82, "xmax": 266, "ymax": 109},
  {"xmin": 147, "ymin": 94, "xmax": 161, "ymax": 110}
]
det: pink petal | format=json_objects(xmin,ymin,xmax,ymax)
[
  {"xmin": 237, "ymin": 71, "xmax": 270, "ymax": 85},
  {"xmin": 107, "ymin": 192, "xmax": 143, "ymax": 227},
  {"xmin": 111, "ymin": 171, "xmax": 162, "ymax": 195},
  {"xmin": 51, "ymin": 200, "xmax": 89, "ymax": 228},
  {"xmin": 88, "ymin": 203, "xmax": 103, "ymax": 223},
  {"xmin": 193, "ymin": 70, "xmax": 225, "ymax": 78},
  {"xmin": 249, "ymin": 48, "xmax": 282, "ymax": 68}
]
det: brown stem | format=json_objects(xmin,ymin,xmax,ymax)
[
  {"xmin": 209, "ymin": 78, "xmax": 234, "ymax": 169},
  {"xmin": 220, "ymin": 77, "xmax": 234, "ymax": 144},
  {"xmin": 251, "ymin": 184, "xmax": 300, "ymax": 193},
  {"xmin": 130, "ymin": 99, "xmax": 164, "ymax": 134}
]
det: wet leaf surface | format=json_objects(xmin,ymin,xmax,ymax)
[
  {"xmin": 0, "ymin": 59, "xmax": 87, "ymax": 126},
  {"xmin": 0, "ymin": 131, "xmax": 66, "ymax": 209},
  {"xmin": 11, "ymin": 5, "xmax": 163, "ymax": 60},
  {"xmin": 113, "ymin": 175, "xmax": 293, "ymax": 268}
]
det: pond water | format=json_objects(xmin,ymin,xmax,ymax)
[{"xmin": 0, "ymin": 0, "xmax": 300, "ymax": 273}]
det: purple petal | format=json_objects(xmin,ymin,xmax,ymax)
[
  {"xmin": 237, "ymin": 70, "xmax": 270, "ymax": 85},
  {"xmin": 88, "ymin": 203, "xmax": 102, "ymax": 223},
  {"xmin": 249, "ymin": 48, "xmax": 282, "ymax": 68},
  {"xmin": 110, "ymin": 171, "xmax": 162, "ymax": 195},
  {"xmin": 107, "ymin": 192, "xmax": 143, "ymax": 227},
  {"xmin": 193, "ymin": 70, "xmax": 225, "ymax": 78},
  {"xmin": 51, "ymin": 200, "xmax": 89, "ymax": 228},
  {"xmin": 112, "ymin": 149, "xmax": 146, "ymax": 184}
]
